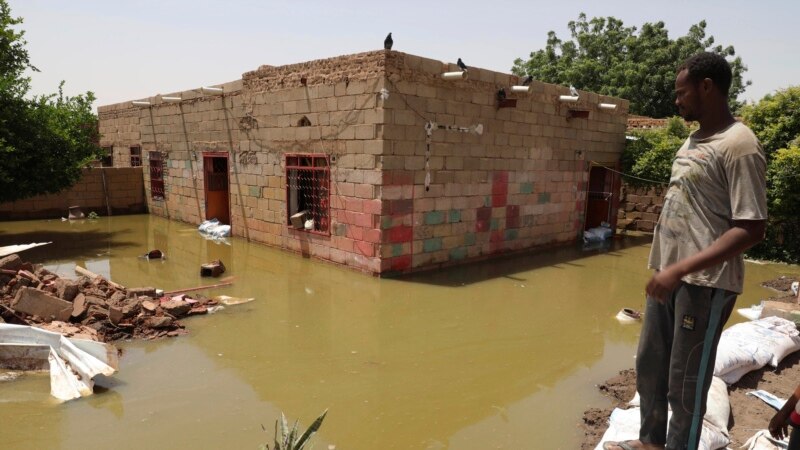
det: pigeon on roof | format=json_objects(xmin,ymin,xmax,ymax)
[
  {"xmin": 570, "ymin": 84, "xmax": 579, "ymax": 97},
  {"xmin": 522, "ymin": 75, "xmax": 533, "ymax": 86},
  {"xmin": 457, "ymin": 58, "xmax": 468, "ymax": 71},
  {"xmin": 384, "ymin": 33, "xmax": 393, "ymax": 50}
]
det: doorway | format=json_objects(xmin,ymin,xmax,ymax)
[
  {"xmin": 584, "ymin": 164, "xmax": 620, "ymax": 231},
  {"xmin": 203, "ymin": 153, "xmax": 230, "ymax": 225}
]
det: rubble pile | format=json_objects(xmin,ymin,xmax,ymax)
[{"xmin": 0, "ymin": 254, "xmax": 217, "ymax": 342}]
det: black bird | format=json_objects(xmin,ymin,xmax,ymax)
[
  {"xmin": 497, "ymin": 88, "xmax": 507, "ymax": 102},
  {"xmin": 457, "ymin": 58, "xmax": 468, "ymax": 71},
  {"xmin": 384, "ymin": 33, "xmax": 393, "ymax": 50},
  {"xmin": 522, "ymin": 75, "xmax": 533, "ymax": 86}
]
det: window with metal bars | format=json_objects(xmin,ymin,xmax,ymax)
[
  {"xmin": 149, "ymin": 151, "xmax": 166, "ymax": 201},
  {"xmin": 286, "ymin": 154, "xmax": 330, "ymax": 234},
  {"xmin": 130, "ymin": 146, "xmax": 142, "ymax": 167}
]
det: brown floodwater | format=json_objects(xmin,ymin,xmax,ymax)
[{"xmin": 0, "ymin": 215, "xmax": 797, "ymax": 449}]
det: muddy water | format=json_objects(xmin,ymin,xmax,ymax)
[{"xmin": 0, "ymin": 215, "xmax": 797, "ymax": 449}]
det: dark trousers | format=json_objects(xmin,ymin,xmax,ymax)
[
  {"xmin": 636, "ymin": 282, "xmax": 737, "ymax": 450},
  {"xmin": 790, "ymin": 426, "xmax": 800, "ymax": 450}
]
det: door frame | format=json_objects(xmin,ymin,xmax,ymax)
[{"xmin": 202, "ymin": 152, "xmax": 231, "ymax": 226}]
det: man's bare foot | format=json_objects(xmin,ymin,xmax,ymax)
[{"xmin": 601, "ymin": 440, "xmax": 665, "ymax": 450}]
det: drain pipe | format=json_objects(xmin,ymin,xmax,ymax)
[{"xmin": 100, "ymin": 169, "xmax": 112, "ymax": 216}]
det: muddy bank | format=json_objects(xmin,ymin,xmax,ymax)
[
  {"xmin": 0, "ymin": 253, "xmax": 217, "ymax": 342},
  {"xmin": 581, "ymin": 277, "xmax": 799, "ymax": 449}
]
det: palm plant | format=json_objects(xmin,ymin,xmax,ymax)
[{"xmin": 260, "ymin": 410, "xmax": 328, "ymax": 450}]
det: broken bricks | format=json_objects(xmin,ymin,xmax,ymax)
[{"xmin": 12, "ymin": 287, "xmax": 72, "ymax": 322}]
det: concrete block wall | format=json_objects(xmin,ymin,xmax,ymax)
[
  {"xmin": 0, "ymin": 167, "xmax": 146, "ymax": 220},
  {"xmin": 99, "ymin": 107, "xmax": 142, "ymax": 167},
  {"xmin": 378, "ymin": 52, "xmax": 629, "ymax": 273},
  {"xmin": 617, "ymin": 183, "xmax": 665, "ymax": 232},
  {"xmin": 97, "ymin": 50, "xmax": 629, "ymax": 275},
  {"xmin": 98, "ymin": 52, "xmax": 387, "ymax": 273}
]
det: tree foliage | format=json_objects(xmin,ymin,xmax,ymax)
[
  {"xmin": 0, "ymin": 0, "xmax": 101, "ymax": 203},
  {"xmin": 740, "ymin": 86, "xmax": 800, "ymax": 157},
  {"xmin": 621, "ymin": 117, "xmax": 690, "ymax": 186},
  {"xmin": 512, "ymin": 13, "xmax": 750, "ymax": 118}
]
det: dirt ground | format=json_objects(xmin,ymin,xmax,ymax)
[{"xmin": 581, "ymin": 277, "xmax": 800, "ymax": 450}]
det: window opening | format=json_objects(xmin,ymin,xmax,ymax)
[
  {"xmin": 149, "ymin": 151, "xmax": 166, "ymax": 201},
  {"xmin": 130, "ymin": 146, "xmax": 142, "ymax": 167},
  {"xmin": 286, "ymin": 154, "xmax": 330, "ymax": 234},
  {"xmin": 101, "ymin": 146, "xmax": 113, "ymax": 167}
]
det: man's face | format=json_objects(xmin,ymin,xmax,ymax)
[{"xmin": 675, "ymin": 69, "xmax": 702, "ymax": 121}]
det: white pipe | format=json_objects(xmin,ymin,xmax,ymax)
[
  {"xmin": 510, "ymin": 86, "xmax": 530, "ymax": 93},
  {"xmin": 201, "ymin": 86, "xmax": 224, "ymax": 94},
  {"xmin": 441, "ymin": 71, "xmax": 468, "ymax": 80},
  {"xmin": 131, "ymin": 101, "xmax": 151, "ymax": 106},
  {"xmin": 598, "ymin": 102, "xmax": 617, "ymax": 110},
  {"xmin": 558, "ymin": 95, "xmax": 579, "ymax": 103},
  {"xmin": 161, "ymin": 96, "xmax": 181, "ymax": 103}
]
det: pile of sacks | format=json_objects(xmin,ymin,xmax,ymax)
[
  {"xmin": 198, "ymin": 219, "xmax": 231, "ymax": 239},
  {"xmin": 596, "ymin": 316, "xmax": 800, "ymax": 450},
  {"xmin": 0, "ymin": 253, "xmax": 218, "ymax": 342}
]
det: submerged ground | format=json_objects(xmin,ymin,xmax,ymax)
[{"xmin": 1, "ymin": 214, "xmax": 797, "ymax": 449}]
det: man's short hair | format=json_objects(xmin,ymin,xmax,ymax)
[{"xmin": 677, "ymin": 52, "xmax": 733, "ymax": 96}]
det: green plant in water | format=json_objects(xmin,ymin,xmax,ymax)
[
  {"xmin": 87, "ymin": 211, "xmax": 99, "ymax": 219},
  {"xmin": 260, "ymin": 409, "xmax": 328, "ymax": 450}
]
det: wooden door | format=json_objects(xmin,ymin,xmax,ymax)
[{"xmin": 203, "ymin": 154, "xmax": 230, "ymax": 225}]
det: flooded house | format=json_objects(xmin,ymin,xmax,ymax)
[{"xmin": 97, "ymin": 50, "xmax": 629, "ymax": 275}]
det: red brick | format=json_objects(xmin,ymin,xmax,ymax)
[
  {"xmin": 347, "ymin": 225, "xmax": 365, "ymax": 241},
  {"xmin": 385, "ymin": 199, "xmax": 413, "ymax": 215},
  {"xmin": 364, "ymin": 228, "xmax": 381, "ymax": 243},
  {"xmin": 354, "ymin": 240, "xmax": 375, "ymax": 257},
  {"xmin": 386, "ymin": 225, "xmax": 413, "ymax": 243},
  {"xmin": 506, "ymin": 205, "xmax": 520, "ymax": 228},
  {"xmin": 475, "ymin": 220, "xmax": 489, "ymax": 232},
  {"xmin": 363, "ymin": 199, "xmax": 382, "ymax": 214},
  {"xmin": 490, "ymin": 230, "xmax": 504, "ymax": 243},
  {"xmin": 492, "ymin": 194, "xmax": 507, "ymax": 207},
  {"xmin": 477, "ymin": 206, "xmax": 492, "ymax": 221},
  {"xmin": 389, "ymin": 255, "xmax": 412, "ymax": 271}
]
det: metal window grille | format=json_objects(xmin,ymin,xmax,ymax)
[
  {"xmin": 285, "ymin": 154, "xmax": 330, "ymax": 234},
  {"xmin": 130, "ymin": 146, "xmax": 142, "ymax": 167},
  {"xmin": 149, "ymin": 151, "xmax": 166, "ymax": 201}
]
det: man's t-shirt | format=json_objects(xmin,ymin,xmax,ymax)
[{"xmin": 648, "ymin": 121, "xmax": 768, "ymax": 294}]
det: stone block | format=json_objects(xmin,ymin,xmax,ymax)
[
  {"xmin": 13, "ymin": 287, "xmax": 72, "ymax": 321},
  {"xmin": 0, "ymin": 254, "xmax": 22, "ymax": 271}
]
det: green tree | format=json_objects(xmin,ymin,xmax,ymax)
[
  {"xmin": 0, "ymin": 0, "xmax": 101, "ymax": 203},
  {"xmin": 512, "ymin": 13, "xmax": 750, "ymax": 117},
  {"xmin": 621, "ymin": 117, "xmax": 691, "ymax": 186},
  {"xmin": 740, "ymin": 86, "xmax": 800, "ymax": 156}
]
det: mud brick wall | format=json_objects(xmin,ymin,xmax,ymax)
[
  {"xmin": 616, "ymin": 183, "xmax": 665, "ymax": 232},
  {"xmin": 0, "ymin": 168, "xmax": 145, "ymax": 220},
  {"xmin": 378, "ymin": 52, "xmax": 628, "ymax": 273}
]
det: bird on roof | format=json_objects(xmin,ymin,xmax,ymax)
[
  {"xmin": 570, "ymin": 84, "xmax": 579, "ymax": 97},
  {"xmin": 384, "ymin": 32, "xmax": 393, "ymax": 50},
  {"xmin": 497, "ymin": 88, "xmax": 507, "ymax": 102},
  {"xmin": 457, "ymin": 58, "xmax": 468, "ymax": 72},
  {"xmin": 522, "ymin": 75, "xmax": 533, "ymax": 86}
]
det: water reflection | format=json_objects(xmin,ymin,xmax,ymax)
[{"xmin": 0, "ymin": 215, "xmax": 796, "ymax": 449}]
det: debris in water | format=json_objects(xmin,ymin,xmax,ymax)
[
  {"xmin": 200, "ymin": 260, "xmax": 225, "ymax": 277},
  {"xmin": 615, "ymin": 308, "xmax": 642, "ymax": 324}
]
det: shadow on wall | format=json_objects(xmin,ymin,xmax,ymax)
[
  {"xmin": 396, "ymin": 233, "xmax": 653, "ymax": 287},
  {"xmin": 0, "ymin": 228, "xmax": 138, "ymax": 262}
]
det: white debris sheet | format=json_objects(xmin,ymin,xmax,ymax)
[{"xmin": 0, "ymin": 324, "xmax": 118, "ymax": 402}]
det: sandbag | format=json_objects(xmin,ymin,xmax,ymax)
[
  {"xmin": 593, "ymin": 407, "xmax": 729, "ymax": 450},
  {"xmin": 627, "ymin": 377, "xmax": 730, "ymax": 434},
  {"xmin": 714, "ymin": 317, "xmax": 800, "ymax": 384}
]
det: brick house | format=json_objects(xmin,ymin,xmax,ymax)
[{"xmin": 97, "ymin": 50, "xmax": 629, "ymax": 275}]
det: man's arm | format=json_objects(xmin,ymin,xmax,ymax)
[{"xmin": 646, "ymin": 219, "xmax": 766, "ymax": 302}]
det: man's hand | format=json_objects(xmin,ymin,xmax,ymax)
[
  {"xmin": 646, "ymin": 266, "xmax": 683, "ymax": 303},
  {"xmin": 769, "ymin": 410, "xmax": 789, "ymax": 440}
]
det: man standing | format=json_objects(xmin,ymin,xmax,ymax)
[{"xmin": 603, "ymin": 53, "xmax": 768, "ymax": 450}]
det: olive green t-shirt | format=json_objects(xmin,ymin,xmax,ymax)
[{"xmin": 648, "ymin": 121, "xmax": 767, "ymax": 294}]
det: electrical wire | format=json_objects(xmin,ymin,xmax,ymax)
[{"xmin": 589, "ymin": 162, "xmax": 669, "ymax": 186}]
